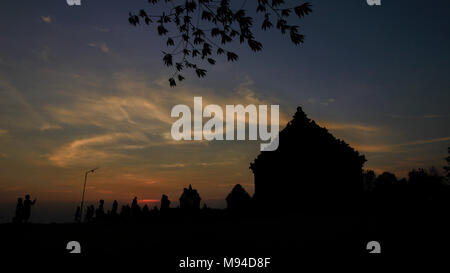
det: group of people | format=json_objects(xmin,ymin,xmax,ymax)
[
  {"xmin": 75, "ymin": 197, "xmax": 152, "ymax": 223},
  {"xmin": 13, "ymin": 195, "xmax": 36, "ymax": 223}
]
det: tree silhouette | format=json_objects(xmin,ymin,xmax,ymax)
[
  {"xmin": 128, "ymin": 0, "xmax": 312, "ymax": 86},
  {"xmin": 362, "ymin": 169, "xmax": 376, "ymax": 192},
  {"xmin": 409, "ymin": 168, "xmax": 444, "ymax": 201},
  {"xmin": 226, "ymin": 184, "xmax": 252, "ymax": 212},
  {"xmin": 374, "ymin": 171, "xmax": 398, "ymax": 194}
]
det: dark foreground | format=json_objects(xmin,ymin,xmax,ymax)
[{"xmin": 1, "ymin": 216, "xmax": 450, "ymax": 271}]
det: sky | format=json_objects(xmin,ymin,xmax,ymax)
[{"xmin": 0, "ymin": 0, "xmax": 449, "ymax": 222}]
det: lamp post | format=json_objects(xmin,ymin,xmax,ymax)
[{"xmin": 79, "ymin": 167, "xmax": 98, "ymax": 222}]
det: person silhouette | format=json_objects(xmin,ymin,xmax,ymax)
[
  {"xmin": 160, "ymin": 194, "xmax": 171, "ymax": 211},
  {"xmin": 74, "ymin": 206, "xmax": 81, "ymax": 223},
  {"xmin": 96, "ymin": 200, "xmax": 105, "ymax": 220},
  {"xmin": 111, "ymin": 200, "xmax": 118, "ymax": 216},
  {"xmin": 85, "ymin": 205, "xmax": 94, "ymax": 222},
  {"xmin": 13, "ymin": 197, "xmax": 24, "ymax": 223},
  {"xmin": 23, "ymin": 195, "xmax": 36, "ymax": 223},
  {"xmin": 131, "ymin": 197, "xmax": 141, "ymax": 218}
]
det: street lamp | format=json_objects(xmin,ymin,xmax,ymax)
[{"xmin": 79, "ymin": 167, "xmax": 98, "ymax": 222}]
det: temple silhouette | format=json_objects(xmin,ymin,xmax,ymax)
[
  {"xmin": 250, "ymin": 107, "xmax": 366, "ymax": 229},
  {"xmin": 179, "ymin": 184, "xmax": 201, "ymax": 210}
]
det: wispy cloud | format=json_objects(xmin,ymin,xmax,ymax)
[
  {"xmin": 307, "ymin": 97, "xmax": 335, "ymax": 106},
  {"xmin": 46, "ymin": 189, "xmax": 73, "ymax": 194},
  {"xmin": 319, "ymin": 121, "xmax": 380, "ymax": 134},
  {"xmin": 93, "ymin": 26, "xmax": 110, "ymax": 32},
  {"xmin": 353, "ymin": 136, "xmax": 450, "ymax": 153},
  {"xmin": 389, "ymin": 114, "xmax": 450, "ymax": 119},
  {"xmin": 399, "ymin": 136, "xmax": 450, "ymax": 146},
  {"xmin": 119, "ymin": 173, "xmax": 159, "ymax": 185},
  {"xmin": 139, "ymin": 199, "xmax": 159, "ymax": 203},
  {"xmin": 43, "ymin": 73, "xmax": 283, "ymax": 167},
  {"xmin": 48, "ymin": 132, "xmax": 149, "ymax": 167},
  {"xmin": 88, "ymin": 42, "xmax": 109, "ymax": 53},
  {"xmin": 0, "ymin": 75, "xmax": 59, "ymax": 130},
  {"xmin": 41, "ymin": 16, "xmax": 51, "ymax": 23},
  {"xmin": 40, "ymin": 123, "xmax": 61, "ymax": 131},
  {"xmin": 352, "ymin": 144, "xmax": 393, "ymax": 153},
  {"xmin": 160, "ymin": 163, "xmax": 186, "ymax": 168},
  {"xmin": 34, "ymin": 46, "xmax": 50, "ymax": 62},
  {"xmin": 96, "ymin": 189, "xmax": 114, "ymax": 194}
]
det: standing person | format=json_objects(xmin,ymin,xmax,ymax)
[
  {"xmin": 111, "ymin": 200, "xmax": 118, "ymax": 216},
  {"xmin": 23, "ymin": 194, "xmax": 36, "ymax": 223},
  {"xmin": 131, "ymin": 197, "xmax": 141, "ymax": 219},
  {"xmin": 74, "ymin": 206, "xmax": 81, "ymax": 223},
  {"xmin": 13, "ymin": 197, "xmax": 24, "ymax": 223},
  {"xmin": 95, "ymin": 200, "xmax": 105, "ymax": 220},
  {"xmin": 85, "ymin": 205, "xmax": 94, "ymax": 222}
]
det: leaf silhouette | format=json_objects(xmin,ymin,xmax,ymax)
[
  {"xmin": 163, "ymin": 53, "xmax": 173, "ymax": 66},
  {"xmin": 207, "ymin": 58, "xmax": 216, "ymax": 65},
  {"xmin": 195, "ymin": 68, "xmax": 207, "ymax": 78},
  {"xmin": 294, "ymin": 3, "xmax": 313, "ymax": 18},
  {"xmin": 169, "ymin": 77, "xmax": 176, "ymax": 87},
  {"xmin": 128, "ymin": 1, "xmax": 312, "ymax": 86},
  {"xmin": 227, "ymin": 52, "xmax": 238, "ymax": 62}
]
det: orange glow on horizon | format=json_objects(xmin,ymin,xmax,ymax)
[{"xmin": 139, "ymin": 199, "xmax": 159, "ymax": 203}]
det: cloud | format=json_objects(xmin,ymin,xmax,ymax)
[
  {"xmin": 46, "ymin": 189, "xmax": 73, "ymax": 193},
  {"xmin": 160, "ymin": 163, "xmax": 186, "ymax": 168},
  {"xmin": 319, "ymin": 121, "xmax": 381, "ymax": 134},
  {"xmin": 93, "ymin": 26, "xmax": 110, "ymax": 32},
  {"xmin": 399, "ymin": 136, "xmax": 450, "ymax": 146},
  {"xmin": 315, "ymin": 121, "xmax": 449, "ymax": 154},
  {"xmin": 0, "ymin": 75, "xmax": 59, "ymax": 130},
  {"xmin": 44, "ymin": 94, "xmax": 180, "ymax": 140},
  {"xmin": 321, "ymin": 98, "xmax": 335, "ymax": 106},
  {"xmin": 307, "ymin": 97, "xmax": 335, "ymax": 106},
  {"xmin": 35, "ymin": 46, "xmax": 50, "ymax": 62},
  {"xmin": 389, "ymin": 114, "xmax": 450, "ymax": 119},
  {"xmin": 139, "ymin": 199, "xmax": 159, "ymax": 203},
  {"xmin": 119, "ymin": 173, "xmax": 159, "ymax": 185},
  {"xmin": 7, "ymin": 72, "xmax": 282, "ymax": 168},
  {"xmin": 217, "ymin": 183, "xmax": 253, "ymax": 188},
  {"xmin": 96, "ymin": 189, "xmax": 114, "ymax": 194},
  {"xmin": 353, "ymin": 136, "xmax": 450, "ymax": 153},
  {"xmin": 41, "ymin": 16, "xmax": 52, "ymax": 23},
  {"xmin": 88, "ymin": 42, "xmax": 109, "ymax": 53},
  {"xmin": 0, "ymin": 185, "xmax": 23, "ymax": 191},
  {"xmin": 307, "ymin": 97, "xmax": 317, "ymax": 104},
  {"xmin": 48, "ymin": 133, "xmax": 146, "ymax": 167},
  {"xmin": 352, "ymin": 144, "xmax": 393, "ymax": 153},
  {"xmin": 40, "ymin": 123, "xmax": 61, "ymax": 131},
  {"xmin": 43, "ymin": 91, "xmax": 196, "ymax": 167}
]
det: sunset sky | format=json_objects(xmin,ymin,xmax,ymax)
[{"xmin": 0, "ymin": 0, "xmax": 449, "ymax": 222}]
